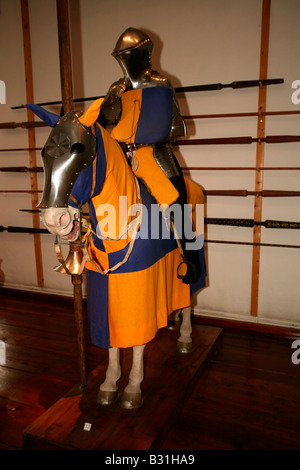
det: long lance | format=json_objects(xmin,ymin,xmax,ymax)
[
  {"xmin": 1, "ymin": 188, "xmax": 300, "ymax": 197},
  {"xmin": 175, "ymin": 135, "xmax": 300, "ymax": 146},
  {"xmin": 10, "ymin": 78, "xmax": 284, "ymax": 109}
]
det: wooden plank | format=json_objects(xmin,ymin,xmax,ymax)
[
  {"xmin": 161, "ymin": 332, "xmax": 300, "ymax": 450},
  {"xmin": 251, "ymin": 0, "xmax": 271, "ymax": 316},
  {"xmin": 2, "ymin": 289, "xmax": 300, "ymax": 450},
  {"xmin": 0, "ymin": 396, "xmax": 44, "ymax": 450},
  {"xmin": 22, "ymin": 324, "xmax": 223, "ymax": 450},
  {"xmin": 20, "ymin": 0, "xmax": 44, "ymax": 288}
]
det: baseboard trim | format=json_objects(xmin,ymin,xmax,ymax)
[
  {"xmin": 193, "ymin": 308, "xmax": 300, "ymax": 338},
  {"xmin": 0, "ymin": 282, "xmax": 84, "ymax": 299}
]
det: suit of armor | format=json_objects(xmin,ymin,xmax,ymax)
[{"xmin": 97, "ymin": 28, "xmax": 200, "ymax": 284}]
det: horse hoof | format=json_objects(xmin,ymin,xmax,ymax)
[
  {"xmin": 97, "ymin": 389, "xmax": 118, "ymax": 406},
  {"xmin": 120, "ymin": 391, "xmax": 143, "ymax": 409},
  {"xmin": 177, "ymin": 341, "xmax": 192, "ymax": 354},
  {"xmin": 168, "ymin": 319, "xmax": 181, "ymax": 330}
]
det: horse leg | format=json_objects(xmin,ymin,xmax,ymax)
[
  {"xmin": 177, "ymin": 306, "xmax": 193, "ymax": 354},
  {"xmin": 168, "ymin": 309, "xmax": 181, "ymax": 330},
  {"xmin": 97, "ymin": 347, "xmax": 121, "ymax": 405},
  {"xmin": 120, "ymin": 344, "xmax": 146, "ymax": 409}
]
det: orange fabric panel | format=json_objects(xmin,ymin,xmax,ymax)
[
  {"xmin": 107, "ymin": 248, "xmax": 190, "ymax": 348},
  {"xmin": 90, "ymin": 125, "xmax": 139, "ymax": 251},
  {"xmin": 110, "ymin": 89, "xmax": 142, "ymax": 143},
  {"xmin": 184, "ymin": 178, "xmax": 205, "ymax": 235},
  {"xmin": 79, "ymin": 98, "xmax": 104, "ymax": 127}
]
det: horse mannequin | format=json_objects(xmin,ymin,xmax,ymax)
[{"xmin": 27, "ymin": 94, "xmax": 205, "ymax": 409}]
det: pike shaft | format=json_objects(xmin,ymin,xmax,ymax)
[{"xmin": 10, "ymin": 78, "xmax": 284, "ymax": 109}]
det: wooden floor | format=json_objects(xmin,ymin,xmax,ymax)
[{"xmin": 1, "ymin": 287, "xmax": 300, "ymax": 450}]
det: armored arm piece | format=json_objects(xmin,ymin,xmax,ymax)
[
  {"xmin": 97, "ymin": 78, "xmax": 130, "ymax": 127},
  {"xmin": 169, "ymin": 91, "xmax": 187, "ymax": 141}
]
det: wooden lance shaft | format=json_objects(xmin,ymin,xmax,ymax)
[
  {"xmin": 72, "ymin": 273, "xmax": 87, "ymax": 390},
  {"xmin": 10, "ymin": 77, "xmax": 284, "ymax": 109},
  {"xmin": 56, "ymin": 0, "xmax": 87, "ymax": 389}
]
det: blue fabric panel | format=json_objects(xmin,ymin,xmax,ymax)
[
  {"xmin": 190, "ymin": 246, "xmax": 206, "ymax": 295},
  {"xmin": 91, "ymin": 125, "xmax": 107, "ymax": 198},
  {"xmin": 26, "ymin": 104, "xmax": 60, "ymax": 127},
  {"xmin": 134, "ymin": 87, "xmax": 173, "ymax": 144},
  {"xmin": 85, "ymin": 268, "xmax": 110, "ymax": 348},
  {"xmin": 108, "ymin": 183, "xmax": 177, "ymax": 273},
  {"xmin": 70, "ymin": 163, "xmax": 94, "ymax": 207},
  {"xmin": 88, "ymin": 200, "xmax": 105, "ymax": 252}
]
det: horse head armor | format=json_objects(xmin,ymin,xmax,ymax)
[{"xmin": 39, "ymin": 111, "xmax": 96, "ymax": 209}]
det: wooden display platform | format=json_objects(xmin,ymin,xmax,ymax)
[{"xmin": 23, "ymin": 324, "xmax": 222, "ymax": 450}]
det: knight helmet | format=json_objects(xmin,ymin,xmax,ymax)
[{"xmin": 112, "ymin": 28, "xmax": 153, "ymax": 86}]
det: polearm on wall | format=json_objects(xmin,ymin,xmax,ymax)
[
  {"xmin": 183, "ymin": 110, "xmax": 300, "ymax": 120},
  {"xmin": 0, "ymin": 225, "xmax": 49, "ymax": 234},
  {"xmin": 175, "ymin": 135, "xmax": 300, "ymax": 146},
  {"xmin": 0, "ymin": 166, "xmax": 43, "ymax": 173},
  {"xmin": 2, "ymin": 164, "xmax": 300, "ymax": 174},
  {"xmin": 205, "ymin": 218, "xmax": 300, "ymax": 229},
  {"xmin": 0, "ymin": 147, "xmax": 42, "ymax": 152},
  {"xmin": 174, "ymin": 78, "xmax": 284, "ymax": 93},
  {"xmin": 10, "ymin": 78, "xmax": 284, "ymax": 109},
  {"xmin": 3, "ymin": 133, "xmax": 300, "ymax": 153},
  {"xmin": 206, "ymin": 240, "xmax": 300, "ymax": 250},
  {"xmin": 3, "ymin": 109, "xmax": 300, "ymax": 130},
  {"xmin": 0, "ymin": 190, "xmax": 42, "ymax": 194},
  {"xmin": 182, "ymin": 166, "xmax": 300, "ymax": 171},
  {"xmin": 17, "ymin": 208, "xmax": 300, "ymax": 230},
  {"xmin": 1, "ymin": 225, "xmax": 300, "ymax": 251},
  {"xmin": 1, "ymin": 188, "xmax": 300, "ymax": 197},
  {"xmin": 3, "ymin": 165, "xmax": 300, "ymax": 172},
  {"xmin": 1, "ymin": 134, "xmax": 300, "ymax": 155},
  {"xmin": 203, "ymin": 189, "xmax": 300, "ymax": 197},
  {"xmin": 0, "ymin": 121, "xmax": 47, "ymax": 129}
]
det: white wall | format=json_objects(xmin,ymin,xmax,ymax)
[{"xmin": 0, "ymin": 0, "xmax": 299, "ymax": 329}]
